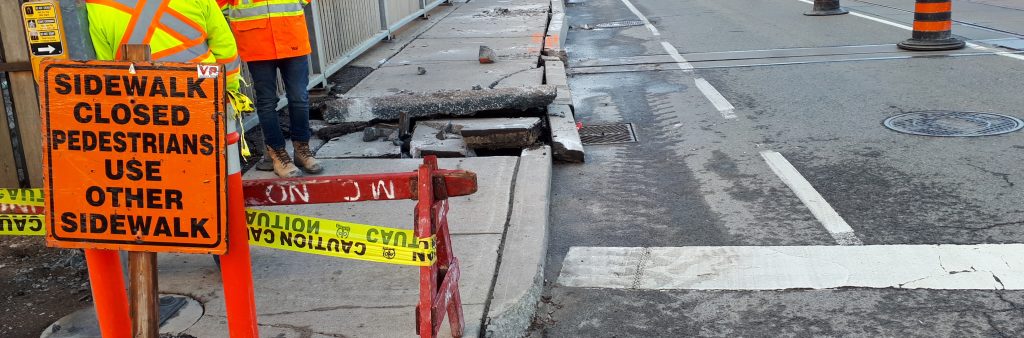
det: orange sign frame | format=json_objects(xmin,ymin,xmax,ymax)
[{"xmin": 39, "ymin": 60, "xmax": 227, "ymax": 254}]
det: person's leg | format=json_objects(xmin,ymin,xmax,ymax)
[
  {"xmin": 248, "ymin": 60, "xmax": 286, "ymax": 150},
  {"xmin": 249, "ymin": 60, "xmax": 300, "ymax": 177},
  {"xmin": 278, "ymin": 55, "xmax": 311, "ymax": 143},
  {"xmin": 278, "ymin": 55, "xmax": 322, "ymax": 174}
]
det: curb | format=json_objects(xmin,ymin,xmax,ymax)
[
  {"xmin": 544, "ymin": 0, "xmax": 568, "ymax": 57},
  {"xmin": 484, "ymin": 146, "xmax": 552, "ymax": 338},
  {"xmin": 543, "ymin": 56, "xmax": 584, "ymax": 163}
]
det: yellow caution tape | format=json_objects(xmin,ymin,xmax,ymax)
[
  {"xmin": 0, "ymin": 199, "xmax": 435, "ymax": 266},
  {"xmin": 0, "ymin": 188, "xmax": 44, "ymax": 207},
  {"xmin": 0, "ymin": 214, "xmax": 45, "ymax": 236},
  {"xmin": 245, "ymin": 209, "xmax": 435, "ymax": 266}
]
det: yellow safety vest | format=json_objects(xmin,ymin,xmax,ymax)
[{"xmin": 86, "ymin": 0, "xmax": 241, "ymax": 91}]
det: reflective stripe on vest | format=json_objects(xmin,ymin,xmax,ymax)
[
  {"xmin": 124, "ymin": 0, "xmax": 164, "ymax": 44},
  {"xmin": 120, "ymin": 0, "xmax": 212, "ymax": 62},
  {"xmin": 227, "ymin": 0, "xmax": 304, "ymax": 22},
  {"xmin": 159, "ymin": 13, "xmax": 203, "ymax": 41},
  {"xmin": 161, "ymin": 43, "xmax": 211, "ymax": 62},
  {"xmin": 222, "ymin": 55, "xmax": 241, "ymax": 73}
]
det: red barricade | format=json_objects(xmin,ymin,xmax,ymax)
[{"xmin": 243, "ymin": 156, "xmax": 475, "ymax": 338}]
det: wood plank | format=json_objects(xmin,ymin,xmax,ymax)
[{"xmin": 0, "ymin": 0, "xmax": 42, "ymax": 187}]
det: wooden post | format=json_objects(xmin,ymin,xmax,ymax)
[
  {"xmin": 128, "ymin": 251, "xmax": 159, "ymax": 338},
  {"xmin": 120, "ymin": 44, "xmax": 159, "ymax": 338},
  {"xmin": 0, "ymin": 0, "xmax": 42, "ymax": 187}
]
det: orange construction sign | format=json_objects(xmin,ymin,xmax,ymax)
[{"xmin": 39, "ymin": 60, "xmax": 228, "ymax": 254}]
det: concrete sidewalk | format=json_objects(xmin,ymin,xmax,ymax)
[
  {"xmin": 154, "ymin": 1, "xmax": 562, "ymax": 337},
  {"xmin": 159, "ymin": 150, "xmax": 550, "ymax": 337}
]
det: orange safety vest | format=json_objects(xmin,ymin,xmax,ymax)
[
  {"xmin": 86, "ymin": 0, "xmax": 242, "ymax": 91},
  {"xmin": 218, "ymin": 0, "xmax": 312, "ymax": 62}
]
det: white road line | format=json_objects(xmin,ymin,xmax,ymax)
[
  {"xmin": 622, "ymin": 0, "xmax": 739, "ymax": 120},
  {"xmin": 660, "ymin": 41, "xmax": 694, "ymax": 71},
  {"xmin": 966, "ymin": 42, "xmax": 1024, "ymax": 61},
  {"xmin": 796, "ymin": 0, "xmax": 1024, "ymax": 62},
  {"xmin": 619, "ymin": 0, "xmax": 660, "ymax": 36},
  {"xmin": 760, "ymin": 150, "xmax": 863, "ymax": 245},
  {"xmin": 693, "ymin": 78, "xmax": 737, "ymax": 119},
  {"xmin": 558, "ymin": 245, "xmax": 1024, "ymax": 290}
]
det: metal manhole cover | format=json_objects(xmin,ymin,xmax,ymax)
[
  {"xmin": 594, "ymin": 20, "xmax": 644, "ymax": 29},
  {"xmin": 580, "ymin": 123, "xmax": 638, "ymax": 145},
  {"xmin": 883, "ymin": 111, "xmax": 1023, "ymax": 137}
]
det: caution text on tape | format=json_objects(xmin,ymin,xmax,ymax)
[
  {"xmin": 0, "ymin": 214, "xmax": 45, "ymax": 236},
  {"xmin": 0, "ymin": 188, "xmax": 435, "ymax": 266},
  {"xmin": 0, "ymin": 188, "xmax": 44, "ymax": 207},
  {"xmin": 245, "ymin": 209, "xmax": 435, "ymax": 266}
]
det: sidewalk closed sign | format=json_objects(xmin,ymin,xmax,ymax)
[{"xmin": 39, "ymin": 60, "xmax": 227, "ymax": 254}]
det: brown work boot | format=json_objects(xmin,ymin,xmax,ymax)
[
  {"xmin": 265, "ymin": 146, "xmax": 301, "ymax": 178},
  {"xmin": 292, "ymin": 141, "xmax": 323, "ymax": 174}
]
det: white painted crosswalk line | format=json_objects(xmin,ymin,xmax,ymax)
[
  {"xmin": 761, "ymin": 150, "xmax": 863, "ymax": 245},
  {"xmin": 558, "ymin": 245, "xmax": 1024, "ymax": 290}
]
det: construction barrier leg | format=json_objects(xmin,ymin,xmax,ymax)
[
  {"xmin": 219, "ymin": 110, "xmax": 260, "ymax": 337},
  {"xmin": 416, "ymin": 157, "xmax": 465, "ymax": 338},
  {"xmin": 83, "ymin": 249, "xmax": 132, "ymax": 337}
]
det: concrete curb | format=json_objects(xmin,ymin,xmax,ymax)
[
  {"xmin": 544, "ymin": 0, "xmax": 568, "ymax": 57},
  {"xmin": 543, "ymin": 55, "xmax": 585, "ymax": 162},
  {"xmin": 484, "ymin": 146, "xmax": 552, "ymax": 338}
]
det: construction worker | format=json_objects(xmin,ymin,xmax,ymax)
[
  {"xmin": 218, "ymin": 0, "xmax": 323, "ymax": 178},
  {"xmin": 85, "ymin": 0, "xmax": 242, "ymax": 92}
]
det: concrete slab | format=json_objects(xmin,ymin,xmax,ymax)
[
  {"xmin": 422, "ymin": 18, "xmax": 549, "ymax": 39},
  {"xmin": 411, "ymin": 123, "xmax": 469, "ymax": 157},
  {"xmin": 385, "ymin": 37, "xmax": 542, "ymax": 66},
  {"xmin": 349, "ymin": 1, "xmax": 466, "ymax": 69},
  {"xmin": 547, "ymin": 104, "xmax": 584, "ymax": 162},
  {"xmin": 40, "ymin": 294, "xmax": 203, "ymax": 338},
  {"xmin": 157, "ymin": 234, "xmax": 498, "ymax": 337},
  {"xmin": 316, "ymin": 132, "xmax": 402, "ymax": 159},
  {"xmin": 485, "ymin": 146, "xmax": 551, "ymax": 338},
  {"xmin": 422, "ymin": 117, "xmax": 543, "ymax": 149},
  {"xmin": 345, "ymin": 61, "xmax": 542, "ymax": 97},
  {"xmin": 452, "ymin": 0, "xmax": 550, "ymax": 14},
  {"xmin": 244, "ymin": 157, "xmax": 518, "ymax": 235}
]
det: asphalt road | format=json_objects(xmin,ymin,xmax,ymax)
[{"xmin": 534, "ymin": 0, "xmax": 1024, "ymax": 336}]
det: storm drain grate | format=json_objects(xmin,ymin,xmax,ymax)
[
  {"xmin": 580, "ymin": 123, "xmax": 638, "ymax": 145},
  {"xmin": 883, "ymin": 111, "xmax": 1023, "ymax": 137},
  {"xmin": 594, "ymin": 20, "xmax": 645, "ymax": 29}
]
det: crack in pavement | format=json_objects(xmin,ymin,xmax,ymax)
[
  {"xmin": 966, "ymin": 163, "xmax": 1015, "ymax": 188},
  {"xmin": 259, "ymin": 304, "xmax": 411, "ymax": 317}
]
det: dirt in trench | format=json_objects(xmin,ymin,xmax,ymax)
[{"xmin": 0, "ymin": 236, "xmax": 92, "ymax": 337}]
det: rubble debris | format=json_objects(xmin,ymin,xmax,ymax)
[
  {"xmin": 315, "ymin": 121, "xmax": 370, "ymax": 140},
  {"xmin": 479, "ymin": 45, "xmax": 496, "ymax": 64},
  {"xmin": 417, "ymin": 66, "xmax": 427, "ymax": 75},
  {"xmin": 318, "ymin": 132, "xmax": 402, "ymax": 159},
  {"xmin": 420, "ymin": 118, "xmax": 542, "ymax": 149},
  {"xmin": 320, "ymin": 86, "xmax": 557, "ymax": 124},
  {"xmin": 411, "ymin": 123, "xmax": 468, "ymax": 158},
  {"xmin": 547, "ymin": 104, "xmax": 584, "ymax": 162},
  {"xmin": 363, "ymin": 125, "xmax": 398, "ymax": 142}
]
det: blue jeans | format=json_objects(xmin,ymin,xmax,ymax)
[{"xmin": 248, "ymin": 55, "xmax": 311, "ymax": 150}]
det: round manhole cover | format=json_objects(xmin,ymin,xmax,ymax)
[
  {"xmin": 594, "ymin": 20, "xmax": 645, "ymax": 28},
  {"xmin": 883, "ymin": 111, "xmax": 1024, "ymax": 137}
]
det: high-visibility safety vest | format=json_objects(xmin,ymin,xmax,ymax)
[
  {"xmin": 218, "ymin": 0, "xmax": 312, "ymax": 62},
  {"xmin": 85, "ymin": 0, "xmax": 242, "ymax": 91}
]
